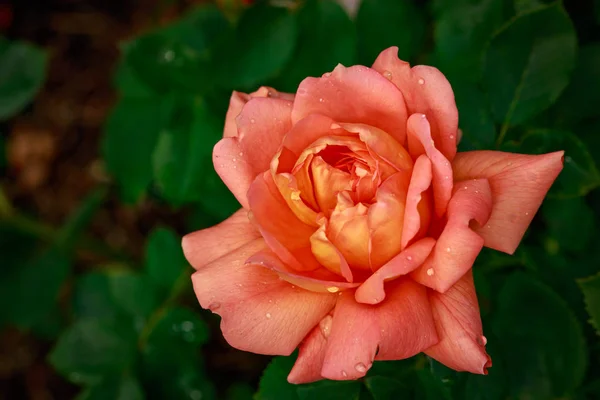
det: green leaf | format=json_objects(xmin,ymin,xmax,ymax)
[
  {"xmin": 414, "ymin": 369, "xmax": 452, "ymax": 400},
  {"xmin": 194, "ymin": 170, "xmax": 241, "ymax": 223},
  {"xmin": 102, "ymin": 97, "xmax": 172, "ymax": 203},
  {"xmin": 144, "ymin": 306, "xmax": 209, "ymax": 349},
  {"xmin": 452, "ymin": 80, "xmax": 496, "ymax": 151},
  {"xmin": 356, "ymin": 0, "xmax": 425, "ymax": 64},
  {"xmin": 122, "ymin": 5, "xmax": 230, "ymax": 94},
  {"xmin": 0, "ymin": 37, "xmax": 47, "ymax": 120},
  {"xmin": 514, "ymin": 0, "xmax": 553, "ymax": 13},
  {"xmin": 145, "ymin": 227, "xmax": 188, "ymax": 295},
  {"xmin": 49, "ymin": 319, "xmax": 137, "ymax": 385},
  {"xmin": 463, "ymin": 335, "xmax": 507, "ymax": 400},
  {"xmin": 215, "ymin": 4, "xmax": 298, "ymax": 89},
  {"xmin": 553, "ymin": 44, "xmax": 600, "ymax": 124},
  {"xmin": 57, "ymin": 187, "xmax": 108, "ymax": 251},
  {"xmin": 364, "ymin": 376, "xmax": 411, "ymax": 399},
  {"xmin": 493, "ymin": 273, "xmax": 587, "ymax": 398},
  {"xmin": 226, "ymin": 383, "xmax": 254, "ymax": 400},
  {"xmin": 505, "ymin": 129, "xmax": 600, "ymax": 198},
  {"xmin": 434, "ymin": 0, "xmax": 506, "ymax": 81},
  {"xmin": 297, "ymin": 380, "xmax": 363, "ymax": 400},
  {"xmin": 152, "ymin": 97, "xmax": 222, "ymax": 205},
  {"xmin": 76, "ymin": 375, "xmax": 145, "ymax": 400},
  {"xmin": 577, "ymin": 273, "xmax": 600, "ymax": 336},
  {"xmin": 256, "ymin": 355, "xmax": 299, "ymax": 400},
  {"xmin": 274, "ymin": 0, "xmax": 356, "ymax": 92},
  {"xmin": 541, "ymin": 197, "xmax": 595, "ymax": 252},
  {"xmin": 73, "ymin": 270, "xmax": 160, "ymax": 326},
  {"xmin": 482, "ymin": 2, "xmax": 576, "ymax": 128}
]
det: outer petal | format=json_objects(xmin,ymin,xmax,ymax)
[
  {"xmin": 321, "ymin": 280, "xmax": 438, "ymax": 380},
  {"xmin": 287, "ymin": 315, "xmax": 332, "ymax": 384},
  {"xmin": 372, "ymin": 47, "xmax": 458, "ymax": 161},
  {"xmin": 401, "ymin": 155, "xmax": 433, "ymax": 249},
  {"xmin": 247, "ymin": 171, "xmax": 320, "ymax": 271},
  {"xmin": 425, "ymin": 271, "xmax": 491, "ymax": 374},
  {"xmin": 182, "ymin": 208, "xmax": 260, "ymax": 270},
  {"xmin": 411, "ymin": 179, "xmax": 492, "ymax": 293},
  {"xmin": 292, "ymin": 64, "xmax": 409, "ymax": 145},
  {"xmin": 355, "ymin": 238, "xmax": 436, "ymax": 305},
  {"xmin": 213, "ymin": 138, "xmax": 255, "ymax": 208},
  {"xmin": 192, "ymin": 239, "xmax": 337, "ymax": 355},
  {"xmin": 452, "ymin": 150, "xmax": 564, "ymax": 254},
  {"xmin": 407, "ymin": 114, "xmax": 453, "ymax": 217}
]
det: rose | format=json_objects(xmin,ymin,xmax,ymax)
[{"xmin": 182, "ymin": 47, "xmax": 563, "ymax": 383}]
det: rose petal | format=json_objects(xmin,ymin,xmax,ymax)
[
  {"xmin": 182, "ymin": 208, "xmax": 260, "ymax": 270},
  {"xmin": 368, "ymin": 172, "xmax": 410, "ymax": 269},
  {"xmin": 355, "ymin": 238, "xmax": 436, "ymax": 305},
  {"xmin": 372, "ymin": 47, "xmax": 458, "ymax": 161},
  {"xmin": 293, "ymin": 153, "xmax": 320, "ymax": 210},
  {"xmin": 247, "ymin": 249, "xmax": 359, "ymax": 293},
  {"xmin": 310, "ymin": 219, "xmax": 354, "ymax": 282},
  {"xmin": 235, "ymin": 97, "xmax": 293, "ymax": 174},
  {"xmin": 192, "ymin": 239, "xmax": 337, "ymax": 355},
  {"xmin": 407, "ymin": 114, "xmax": 453, "ymax": 217},
  {"xmin": 311, "ymin": 156, "xmax": 353, "ymax": 217},
  {"xmin": 321, "ymin": 279, "xmax": 438, "ymax": 380},
  {"xmin": 328, "ymin": 200, "xmax": 370, "ymax": 270},
  {"xmin": 288, "ymin": 315, "xmax": 331, "ymax": 384},
  {"xmin": 273, "ymin": 172, "xmax": 320, "ymax": 227},
  {"xmin": 424, "ymin": 271, "xmax": 492, "ymax": 374},
  {"xmin": 247, "ymin": 171, "xmax": 320, "ymax": 271},
  {"xmin": 452, "ymin": 150, "xmax": 564, "ymax": 254},
  {"xmin": 292, "ymin": 64, "xmax": 408, "ymax": 145},
  {"xmin": 401, "ymin": 155, "xmax": 433, "ymax": 249},
  {"xmin": 411, "ymin": 179, "xmax": 493, "ymax": 293},
  {"xmin": 213, "ymin": 138, "xmax": 255, "ymax": 208}
]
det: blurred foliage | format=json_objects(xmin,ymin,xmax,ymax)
[{"xmin": 1, "ymin": 0, "xmax": 600, "ymax": 399}]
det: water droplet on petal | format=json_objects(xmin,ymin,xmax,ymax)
[
  {"xmin": 266, "ymin": 313, "xmax": 271, "ymax": 319},
  {"xmin": 383, "ymin": 70, "xmax": 392, "ymax": 80},
  {"xmin": 238, "ymin": 152, "xmax": 243, "ymax": 156},
  {"xmin": 418, "ymin": 78, "xmax": 425, "ymax": 85},
  {"xmin": 323, "ymin": 72, "xmax": 331, "ymax": 77},
  {"xmin": 450, "ymin": 135, "xmax": 454, "ymax": 139},
  {"xmin": 327, "ymin": 286, "xmax": 340, "ymax": 293},
  {"xmin": 319, "ymin": 98, "xmax": 324, "ymax": 103},
  {"xmin": 525, "ymin": 212, "xmax": 529, "ymax": 216},
  {"xmin": 208, "ymin": 302, "xmax": 221, "ymax": 311},
  {"xmin": 232, "ymin": 158, "xmax": 237, "ymax": 162},
  {"xmin": 446, "ymin": 247, "xmax": 451, "ymax": 252},
  {"xmin": 426, "ymin": 268, "xmax": 435, "ymax": 276},
  {"xmin": 407, "ymin": 255, "xmax": 413, "ymax": 261},
  {"xmin": 464, "ymin": 186, "xmax": 468, "ymax": 190},
  {"xmin": 341, "ymin": 370, "xmax": 348, "ymax": 377},
  {"xmin": 319, "ymin": 315, "xmax": 333, "ymax": 338},
  {"xmin": 250, "ymin": 118, "xmax": 256, "ymax": 124},
  {"xmin": 478, "ymin": 336, "xmax": 487, "ymax": 346},
  {"xmin": 355, "ymin": 362, "xmax": 367, "ymax": 373}
]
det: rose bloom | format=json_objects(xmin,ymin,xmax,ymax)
[{"xmin": 182, "ymin": 47, "xmax": 563, "ymax": 383}]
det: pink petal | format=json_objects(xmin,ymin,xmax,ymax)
[
  {"xmin": 213, "ymin": 138, "xmax": 255, "ymax": 209},
  {"xmin": 401, "ymin": 155, "xmax": 433, "ymax": 249},
  {"xmin": 292, "ymin": 65, "xmax": 408, "ymax": 145},
  {"xmin": 224, "ymin": 87, "xmax": 294, "ymax": 139},
  {"xmin": 411, "ymin": 179, "xmax": 493, "ymax": 293},
  {"xmin": 192, "ymin": 239, "xmax": 337, "ymax": 355},
  {"xmin": 372, "ymin": 47, "xmax": 458, "ymax": 161},
  {"xmin": 247, "ymin": 248, "xmax": 360, "ymax": 293},
  {"xmin": 311, "ymin": 156, "xmax": 353, "ymax": 217},
  {"xmin": 452, "ymin": 150, "xmax": 564, "ymax": 254},
  {"xmin": 407, "ymin": 114, "xmax": 453, "ymax": 217},
  {"xmin": 368, "ymin": 172, "xmax": 410, "ymax": 269},
  {"xmin": 182, "ymin": 208, "xmax": 260, "ymax": 270},
  {"xmin": 321, "ymin": 279, "xmax": 438, "ymax": 380},
  {"xmin": 424, "ymin": 271, "xmax": 492, "ymax": 374},
  {"xmin": 273, "ymin": 172, "xmax": 320, "ymax": 227},
  {"xmin": 310, "ymin": 219, "xmax": 354, "ymax": 282},
  {"xmin": 288, "ymin": 315, "xmax": 332, "ymax": 384},
  {"xmin": 327, "ymin": 200, "xmax": 371, "ymax": 270},
  {"xmin": 355, "ymin": 238, "xmax": 436, "ymax": 305},
  {"xmin": 247, "ymin": 171, "xmax": 320, "ymax": 272}
]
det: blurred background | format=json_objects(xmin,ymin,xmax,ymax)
[{"xmin": 1, "ymin": 0, "xmax": 599, "ymax": 399}]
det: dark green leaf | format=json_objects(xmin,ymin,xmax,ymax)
[
  {"xmin": 144, "ymin": 306, "xmax": 209, "ymax": 349},
  {"xmin": 453, "ymin": 80, "xmax": 496, "ymax": 151},
  {"xmin": 145, "ymin": 227, "xmax": 188, "ymax": 295},
  {"xmin": 493, "ymin": 273, "xmax": 587, "ymax": 398},
  {"xmin": 463, "ymin": 335, "xmax": 507, "ymax": 400},
  {"xmin": 102, "ymin": 97, "xmax": 172, "ymax": 203},
  {"xmin": 297, "ymin": 380, "xmax": 363, "ymax": 400},
  {"xmin": 414, "ymin": 369, "xmax": 452, "ymax": 400},
  {"xmin": 216, "ymin": 4, "xmax": 298, "ymax": 89},
  {"xmin": 194, "ymin": 170, "xmax": 241, "ymax": 223},
  {"xmin": 0, "ymin": 38, "xmax": 47, "ymax": 120},
  {"xmin": 73, "ymin": 270, "xmax": 160, "ymax": 325},
  {"xmin": 541, "ymin": 197, "xmax": 595, "ymax": 252},
  {"xmin": 57, "ymin": 187, "xmax": 108, "ymax": 251},
  {"xmin": 482, "ymin": 2, "xmax": 576, "ymax": 128},
  {"xmin": 226, "ymin": 383, "xmax": 254, "ymax": 400},
  {"xmin": 553, "ymin": 44, "xmax": 600, "ymax": 124},
  {"xmin": 256, "ymin": 355, "xmax": 299, "ymax": 400},
  {"xmin": 577, "ymin": 273, "xmax": 600, "ymax": 336},
  {"xmin": 364, "ymin": 376, "xmax": 411, "ymax": 400},
  {"xmin": 506, "ymin": 129, "xmax": 600, "ymax": 198},
  {"xmin": 434, "ymin": 0, "xmax": 506, "ymax": 81},
  {"xmin": 274, "ymin": 0, "xmax": 356, "ymax": 92},
  {"xmin": 49, "ymin": 319, "xmax": 137, "ymax": 385},
  {"xmin": 514, "ymin": 0, "xmax": 553, "ymax": 13},
  {"xmin": 152, "ymin": 97, "xmax": 222, "ymax": 205},
  {"xmin": 356, "ymin": 0, "xmax": 425, "ymax": 64},
  {"xmin": 76, "ymin": 375, "xmax": 145, "ymax": 400}
]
